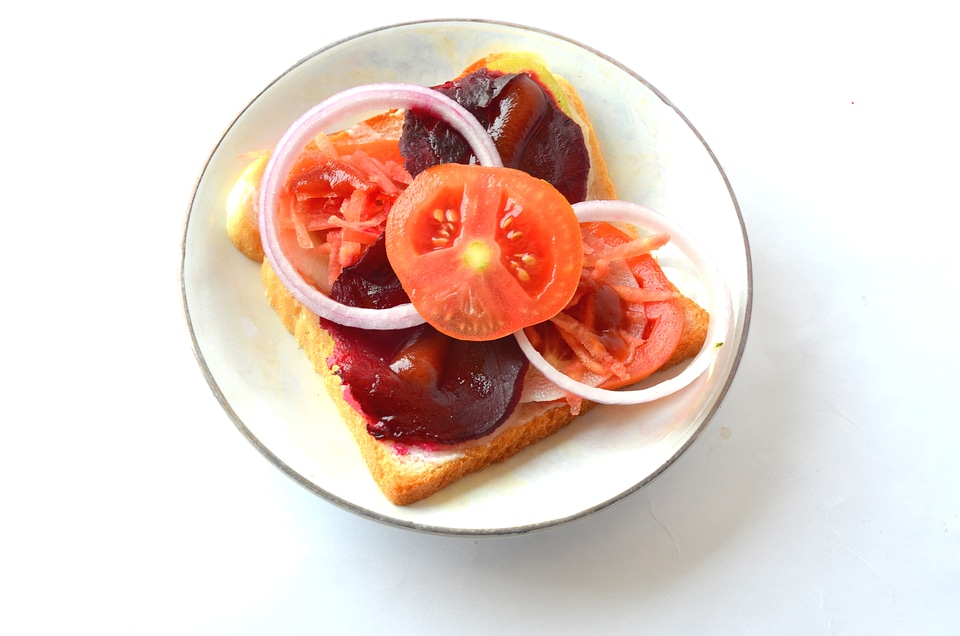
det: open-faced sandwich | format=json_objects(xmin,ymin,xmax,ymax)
[{"xmin": 225, "ymin": 52, "xmax": 727, "ymax": 505}]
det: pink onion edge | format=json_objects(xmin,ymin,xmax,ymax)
[
  {"xmin": 258, "ymin": 83, "xmax": 503, "ymax": 330},
  {"xmin": 513, "ymin": 200, "xmax": 733, "ymax": 405}
]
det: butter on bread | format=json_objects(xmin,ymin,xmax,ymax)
[{"xmin": 225, "ymin": 55, "xmax": 709, "ymax": 505}]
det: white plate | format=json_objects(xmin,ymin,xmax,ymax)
[{"xmin": 180, "ymin": 19, "xmax": 751, "ymax": 535}]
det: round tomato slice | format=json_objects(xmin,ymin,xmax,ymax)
[
  {"xmin": 531, "ymin": 221, "xmax": 685, "ymax": 390},
  {"xmin": 385, "ymin": 163, "xmax": 583, "ymax": 341},
  {"xmin": 603, "ymin": 252, "xmax": 685, "ymax": 388}
]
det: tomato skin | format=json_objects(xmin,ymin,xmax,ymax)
[{"xmin": 385, "ymin": 164, "xmax": 583, "ymax": 341}]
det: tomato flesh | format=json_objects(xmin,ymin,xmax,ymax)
[{"xmin": 385, "ymin": 164, "xmax": 583, "ymax": 341}]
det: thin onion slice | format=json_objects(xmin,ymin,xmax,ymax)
[
  {"xmin": 259, "ymin": 83, "xmax": 503, "ymax": 329},
  {"xmin": 514, "ymin": 200, "xmax": 732, "ymax": 405}
]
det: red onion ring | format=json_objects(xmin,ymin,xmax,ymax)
[
  {"xmin": 259, "ymin": 83, "xmax": 503, "ymax": 329},
  {"xmin": 514, "ymin": 200, "xmax": 732, "ymax": 405}
]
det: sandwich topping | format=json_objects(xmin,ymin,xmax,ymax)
[
  {"xmin": 322, "ymin": 236, "xmax": 528, "ymax": 446},
  {"xmin": 257, "ymin": 83, "xmax": 502, "ymax": 331},
  {"xmin": 278, "ymin": 139, "xmax": 412, "ymax": 292},
  {"xmin": 384, "ymin": 163, "xmax": 584, "ymax": 341},
  {"xmin": 400, "ymin": 68, "xmax": 591, "ymax": 203},
  {"xmin": 233, "ymin": 54, "xmax": 730, "ymax": 449},
  {"xmin": 521, "ymin": 221, "xmax": 684, "ymax": 411}
]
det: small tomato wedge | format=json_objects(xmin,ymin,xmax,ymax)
[{"xmin": 385, "ymin": 164, "xmax": 583, "ymax": 341}]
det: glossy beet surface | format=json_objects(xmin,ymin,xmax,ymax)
[
  {"xmin": 328, "ymin": 235, "xmax": 409, "ymax": 309},
  {"xmin": 399, "ymin": 68, "xmax": 591, "ymax": 203},
  {"xmin": 323, "ymin": 236, "xmax": 529, "ymax": 445}
]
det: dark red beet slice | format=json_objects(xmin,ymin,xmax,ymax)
[
  {"xmin": 399, "ymin": 68, "xmax": 591, "ymax": 203},
  {"xmin": 322, "ymin": 235, "xmax": 528, "ymax": 446},
  {"xmin": 328, "ymin": 235, "xmax": 409, "ymax": 309}
]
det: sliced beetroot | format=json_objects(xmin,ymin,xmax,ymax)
[
  {"xmin": 322, "ymin": 234, "xmax": 528, "ymax": 445},
  {"xmin": 325, "ymin": 322, "xmax": 528, "ymax": 445},
  {"xmin": 328, "ymin": 234, "xmax": 409, "ymax": 310},
  {"xmin": 399, "ymin": 68, "xmax": 591, "ymax": 203}
]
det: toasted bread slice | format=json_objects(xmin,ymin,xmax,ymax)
[{"xmin": 225, "ymin": 54, "xmax": 708, "ymax": 505}]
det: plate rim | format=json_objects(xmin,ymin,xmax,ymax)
[{"xmin": 179, "ymin": 17, "xmax": 753, "ymax": 537}]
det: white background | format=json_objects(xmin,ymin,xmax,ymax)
[{"xmin": 4, "ymin": 1, "xmax": 958, "ymax": 634}]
